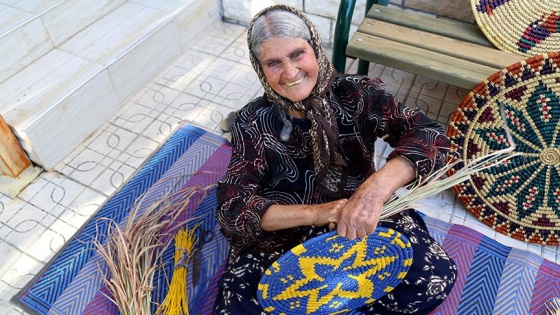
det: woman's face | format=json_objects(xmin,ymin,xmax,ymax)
[{"xmin": 259, "ymin": 37, "xmax": 319, "ymax": 102}]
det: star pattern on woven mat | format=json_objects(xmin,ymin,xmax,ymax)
[
  {"xmin": 472, "ymin": 81, "xmax": 560, "ymax": 221},
  {"xmin": 272, "ymin": 239, "xmax": 397, "ymax": 314}
]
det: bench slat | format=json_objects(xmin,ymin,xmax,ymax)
[
  {"xmin": 346, "ymin": 32, "xmax": 499, "ymax": 89},
  {"xmin": 358, "ymin": 19, "xmax": 523, "ymax": 70},
  {"xmin": 367, "ymin": 4, "xmax": 493, "ymax": 48}
]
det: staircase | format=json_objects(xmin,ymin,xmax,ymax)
[{"xmin": 0, "ymin": 0, "xmax": 220, "ymax": 170}]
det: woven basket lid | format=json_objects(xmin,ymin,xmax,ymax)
[
  {"xmin": 471, "ymin": 1, "xmax": 560, "ymax": 56},
  {"xmin": 448, "ymin": 52, "xmax": 560, "ymax": 245},
  {"xmin": 257, "ymin": 227, "xmax": 413, "ymax": 315}
]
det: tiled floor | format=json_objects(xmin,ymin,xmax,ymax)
[{"xmin": 1, "ymin": 21, "xmax": 559, "ymax": 314}]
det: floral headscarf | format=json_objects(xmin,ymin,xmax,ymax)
[{"xmin": 247, "ymin": 5, "xmax": 348, "ymax": 197}]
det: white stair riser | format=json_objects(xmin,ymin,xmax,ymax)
[
  {"xmin": 2, "ymin": 0, "xmax": 220, "ymax": 170},
  {"xmin": 0, "ymin": 0, "xmax": 127, "ymax": 86},
  {"xmin": 0, "ymin": 18, "xmax": 52, "ymax": 85},
  {"xmin": 17, "ymin": 70, "xmax": 120, "ymax": 168},
  {"xmin": 42, "ymin": 0, "xmax": 127, "ymax": 47}
]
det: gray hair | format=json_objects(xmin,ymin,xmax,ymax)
[{"xmin": 249, "ymin": 9, "xmax": 311, "ymax": 60}]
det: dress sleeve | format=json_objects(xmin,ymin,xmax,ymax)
[
  {"xmin": 215, "ymin": 117, "xmax": 276, "ymax": 246},
  {"xmin": 363, "ymin": 77, "xmax": 451, "ymax": 177}
]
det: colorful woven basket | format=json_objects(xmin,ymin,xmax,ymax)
[
  {"xmin": 447, "ymin": 52, "xmax": 560, "ymax": 245},
  {"xmin": 471, "ymin": 1, "xmax": 560, "ymax": 56},
  {"xmin": 257, "ymin": 227, "xmax": 413, "ymax": 315}
]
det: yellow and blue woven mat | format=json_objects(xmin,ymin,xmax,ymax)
[{"xmin": 257, "ymin": 227, "xmax": 413, "ymax": 315}]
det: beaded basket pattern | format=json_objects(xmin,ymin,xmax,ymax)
[
  {"xmin": 471, "ymin": 0, "xmax": 560, "ymax": 57},
  {"xmin": 257, "ymin": 227, "xmax": 413, "ymax": 315},
  {"xmin": 447, "ymin": 52, "xmax": 560, "ymax": 245}
]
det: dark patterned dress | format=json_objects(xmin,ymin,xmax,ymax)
[{"xmin": 213, "ymin": 75, "xmax": 457, "ymax": 314}]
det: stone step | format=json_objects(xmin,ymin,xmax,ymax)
[
  {"xmin": 0, "ymin": 0, "xmax": 127, "ymax": 87},
  {"xmin": 0, "ymin": 0, "xmax": 220, "ymax": 169}
]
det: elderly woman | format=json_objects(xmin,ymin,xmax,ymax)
[{"xmin": 214, "ymin": 5, "xmax": 456, "ymax": 315}]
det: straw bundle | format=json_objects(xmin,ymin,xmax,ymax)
[
  {"xmin": 548, "ymin": 297, "xmax": 560, "ymax": 315},
  {"xmin": 156, "ymin": 226, "xmax": 200, "ymax": 315},
  {"xmin": 93, "ymin": 183, "xmax": 214, "ymax": 315},
  {"xmin": 381, "ymin": 144, "xmax": 518, "ymax": 220}
]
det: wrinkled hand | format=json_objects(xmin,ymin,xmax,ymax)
[
  {"xmin": 337, "ymin": 184, "xmax": 385, "ymax": 240},
  {"xmin": 309, "ymin": 199, "xmax": 348, "ymax": 227}
]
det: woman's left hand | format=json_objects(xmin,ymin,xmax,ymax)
[
  {"xmin": 336, "ymin": 182, "xmax": 384, "ymax": 240},
  {"xmin": 337, "ymin": 156, "xmax": 416, "ymax": 240}
]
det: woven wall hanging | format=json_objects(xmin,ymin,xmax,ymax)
[
  {"xmin": 257, "ymin": 227, "xmax": 413, "ymax": 315},
  {"xmin": 471, "ymin": 1, "xmax": 560, "ymax": 56},
  {"xmin": 448, "ymin": 52, "xmax": 560, "ymax": 245}
]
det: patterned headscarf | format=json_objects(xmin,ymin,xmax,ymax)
[{"xmin": 247, "ymin": 5, "xmax": 348, "ymax": 197}]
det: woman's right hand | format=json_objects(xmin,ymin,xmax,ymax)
[
  {"xmin": 308, "ymin": 199, "xmax": 348, "ymax": 227},
  {"xmin": 261, "ymin": 199, "xmax": 347, "ymax": 231}
]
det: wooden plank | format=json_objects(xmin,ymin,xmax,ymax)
[
  {"xmin": 346, "ymin": 32, "xmax": 498, "ymax": 90},
  {"xmin": 366, "ymin": 4, "xmax": 493, "ymax": 47},
  {"xmin": 357, "ymin": 19, "xmax": 524, "ymax": 70},
  {"xmin": 0, "ymin": 115, "xmax": 31, "ymax": 178}
]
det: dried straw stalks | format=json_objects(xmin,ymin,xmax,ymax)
[
  {"xmin": 382, "ymin": 103, "xmax": 519, "ymax": 219},
  {"xmin": 93, "ymin": 183, "xmax": 214, "ymax": 315},
  {"xmin": 381, "ymin": 143, "xmax": 518, "ymax": 219},
  {"xmin": 548, "ymin": 297, "xmax": 560, "ymax": 315}
]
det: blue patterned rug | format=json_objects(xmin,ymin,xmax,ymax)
[{"xmin": 15, "ymin": 124, "xmax": 560, "ymax": 315}]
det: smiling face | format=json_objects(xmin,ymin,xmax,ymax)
[{"xmin": 259, "ymin": 37, "xmax": 319, "ymax": 102}]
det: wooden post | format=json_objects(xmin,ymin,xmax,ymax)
[{"xmin": 0, "ymin": 115, "xmax": 31, "ymax": 178}]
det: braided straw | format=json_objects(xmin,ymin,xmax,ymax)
[
  {"xmin": 471, "ymin": 0, "xmax": 560, "ymax": 56},
  {"xmin": 257, "ymin": 227, "xmax": 412, "ymax": 315},
  {"xmin": 447, "ymin": 51, "xmax": 560, "ymax": 245}
]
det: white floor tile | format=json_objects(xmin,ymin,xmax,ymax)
[
  {"xmin": 25, "ymin": 228, "xmax": 65, "ymax": 263},
  {"xmin": 1, "ymin": 254, "xmax": 43, "ymax": 290},
  {"xmin": 0, "ymin": 243, "xmax": 22, "ymax": 277}
]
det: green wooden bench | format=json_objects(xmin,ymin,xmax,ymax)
[{"xmin": 332, "ymin": 0, "xmax": 524, "ymax": 90}]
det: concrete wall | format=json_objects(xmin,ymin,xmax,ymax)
[{"xmin": 220, "ymin": 0, "xmax": 474, "ymax": 47}]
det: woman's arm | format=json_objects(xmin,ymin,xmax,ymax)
[
  {"xmin": 335, "ymin": 77, "xmax": 450, "ymax": 239},
  {"xmin": 261, "ymin": 199, "xmax": 347, "ymax": 231}
]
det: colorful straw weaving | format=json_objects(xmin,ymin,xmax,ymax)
[
  {"xmin": 447, "ymin": 52, "xmax": 560, "ymax": 245},
  {"xmin": 471, "ymin": 1, "xmax": 560, "ymax": 56},
  {"xmin": 257, "ymin": 227, "xmax": 413, "ymax": 315}
]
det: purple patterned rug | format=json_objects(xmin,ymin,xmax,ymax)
[{"xmin": 425, "ymin": 215, "xmax": 560, "ymax": 315}]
